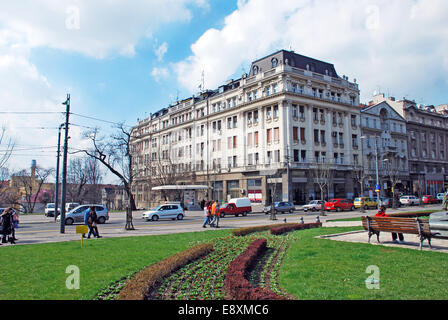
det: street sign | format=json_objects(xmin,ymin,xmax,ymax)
[
  {"xmin": 76, "ymin": 225, "xmax": 89, "ymax": 248},
  {"xmin": 375, "ymin": 184, "xmax": 380, "ymax": 192}
]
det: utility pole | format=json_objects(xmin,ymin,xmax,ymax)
[
  {"xmin": 54, "ymin": 123, "xmax": 64, "ymax": 221},
  {"xmin": 60, "ymin": 94, "xmax": 70, "ymax": 233}
]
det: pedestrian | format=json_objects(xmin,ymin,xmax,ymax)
[
  {"xmin": 90, "ymin": 206, "xmax": 102, "ymax": 238},
  {"xmin": 200, "ymin": 199, "xmax": 205, "ymax": 210},
  {"xmin": 375, "ymin": 205, "xmax": 404, "ymax": 243},
  {"xmin": 212, "ymin": 200, "xmax": 221, "ymax": 228},
  {"xmin": 84, "ymin": 206, "xmax": 98, "ymax": 239},
  {"xmin": 1, "ymin": 208, "xmax": 15, "ymax": 245},
  {"xmin": 202, "ymin": 201, "xmax": 211, "ymax": 228},
  {"xmin": 210, "ymin": 200, "xmax": 216, "ymax": 227},
  {"xmin": 11, "ymin": 209, "xmax": 19, "ymax": 241}
]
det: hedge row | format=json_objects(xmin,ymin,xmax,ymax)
[
  {"xmin": 224, "ymin": 238, "xmax": 285, "ymax": 300},
  {"xmin": 232, "ymin": 223, "xmax": 308, "ymax": 237},
  {"xmin": 118, "ymin": 243, "xmax": 214, "ymax": 300},
  {"xmin": 270, "ymin": 222, "xmax": 322, "ymax": 235}
]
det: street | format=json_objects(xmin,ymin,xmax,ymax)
[{"xmin": 10, "ymin": 203, "xmax": 443, "ymax": 246}]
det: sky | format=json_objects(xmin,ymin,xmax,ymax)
[{"xmin": 0, "ymin": 0, "xmax": 447, "ymax": 184}]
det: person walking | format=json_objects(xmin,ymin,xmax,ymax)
[
  {"xmin": 90, "ymin": 206, "xmax": 102, "ymax": 238},
  {"xmin": 210, "ymin": 200, "xmax": 216, "ymax": 227},
  {"xmin": 1, "ymin": 208, "xmax": 15, "ymax": 244},
  {"xmin": 202, "ymin": 201, "xmax": 212, "ymax": 228},
  {"xmin": 11, "ymin": 209, "xmax": 19, "ymax": 241},
  {"xmin": 84, "ymin": 206, "xmax": 98, "ymax": 239},
  {"xmin": 375, "ymin": 205, "xmax": 404, "ymax": 243},
  {"xmin": 212, "ymin": 200, "xmax": 221, "ymax": 228}
]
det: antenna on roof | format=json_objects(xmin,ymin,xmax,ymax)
[
  {"xmin": 289, "ymin": 43, "xmax": 294, "ymax": 52},
  {"xmin": 198, "ymin": 70, "xmax": 205, "ymax": 94}
]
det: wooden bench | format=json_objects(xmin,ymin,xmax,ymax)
[{"xmin": 361, "ymin": 216, "xmax": 440, "ymax": 250}]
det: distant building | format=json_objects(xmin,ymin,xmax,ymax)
[{"xmin": 369, "ymin": 94, "xmax": 448, "ymax": 195}]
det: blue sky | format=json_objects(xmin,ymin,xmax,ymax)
[{"xmin": 0, "ymin": 0, "xmax": 447, "ymax": 184}]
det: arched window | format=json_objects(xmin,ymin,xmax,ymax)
[
  {"xmin": 253, "ymin": 65, "xmax": 258, "ymax": 75},
  {"xmin": 271, "ymin": 58, "xmax": 278, "ymax": 68}
]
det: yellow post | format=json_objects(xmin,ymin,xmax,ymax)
[{"xmin": 76, "ymin": 225, "xmax": 89, "ymax": 248}]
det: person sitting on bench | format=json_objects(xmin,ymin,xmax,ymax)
[{"xmin": 375, "ymin": 205, "xmax": 405, "ymax": 243}]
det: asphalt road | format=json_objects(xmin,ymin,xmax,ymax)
[{"xmin": 10, "ymin": 204, "xmax": 443, "ymax": 246}]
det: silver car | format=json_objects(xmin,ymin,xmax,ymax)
[
  {"xmin": 57, "ymin": 204, "xmax": 109, "ymax": 225},
  {"xmin": 263, "ymin": 201, "xmax": 295, "ymax": 214},
  {"xmin": 142, "ymin": 204, "xmax": 185, "ymax": 221},
  {"xmin": 301, "ymin": 200, "xmax": 325, "ymax": 212}
]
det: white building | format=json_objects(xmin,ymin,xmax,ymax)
[{"xmin": 131, "ymin": 49, "xmax": 361, "ymax": 208}]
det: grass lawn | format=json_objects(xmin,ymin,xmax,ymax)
[
  {"xmin": 279, "ymin": 226, "xmax": 448, "ymax": 299},
  {"xmin": 0, "ymin": 230, "xmax": 231, "ymax": 300}
]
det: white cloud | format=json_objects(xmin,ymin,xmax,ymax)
[
  {"xmin": 0, "ymin": 0, "xmax": 209, "ymax": 176},
  {"xmin": 0, "ymin": 0, "xmax": 207, "ymax": 59},
  {"xmin": 151, "ymin": 67, "xmax": 170, "ymax": 82},
  {"xmin": 174, "ymin": 0, "xmax": 448, "ymax": 104},
  {"xmin": 154, "ymin": 41, "xmax": 168, "ymax": 61}
]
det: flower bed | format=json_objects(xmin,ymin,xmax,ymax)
[
  {"xmin": 224, "ymin": 238, "xmax": 285, "ymax": 300},
  {"xmin": 118, "ymin": 243, "xmax": 213, "ymax": 300},
  {"xmin": 270, "ymin": 222, "xmax": 322, "ymax": 235},
  {"xmin": 232, "ymin": 223, "xmax": 309, "ymax": 237}
]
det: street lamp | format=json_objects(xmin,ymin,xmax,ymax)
[
  {"xmin": 361, "ymin": 135, "xmax": 380, "ymax": 210},
  {"xmin": 54, "ymin": 123, "xmax": 65, "ymax": 221}
]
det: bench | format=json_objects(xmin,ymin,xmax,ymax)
[{"xmin": 361, "ymin": 216, "xmax": 440, "ymax": 250}]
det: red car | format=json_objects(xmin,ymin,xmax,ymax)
[
  {"xmin": 422, "ymin": 195, "xmax": 438, "ymax": 204},
  {"xmin": 324, "ymin": 198, "xmax": 355, "ymax": 212}
]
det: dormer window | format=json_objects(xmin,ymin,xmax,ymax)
[
  {"xmin": 271, "ymin": 58, "xmax": 278, "ymax": 68},
  {"xmin": 253, "ymin": 65, "xmax": 259, "ymax": 75}
]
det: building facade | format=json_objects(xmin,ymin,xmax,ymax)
[
  {"xmin": 360, "ymin": 101, "xmax": 409, "ymax": 198},
  {"xmin": 370, "ymin": 94, "xmax": 448, "ymax": 196},
  {"xmin": 130, "ymin": 50, "xmax": 361, "ymax": 208}
]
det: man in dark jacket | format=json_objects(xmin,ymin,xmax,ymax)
[
  {"xmin": 84, "ymin": 206, "xmax": 99, "ymax": 239},
  {"xmin": 1, "ymin": 208, "xmax": 15, "ymax": 244}
]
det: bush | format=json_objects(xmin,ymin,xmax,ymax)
[
  {"xmin": 270, "ymin": 222, "xmax": 322, "ymax": 236},
  {"xmin": 232, "ymin": 223, "xmax": 308, "ymax": 237},
  {"xmin": 118, "ymin": 243, "xmax": 213, "ymax": 300},
  {"xmin": 224, "ymin": 239, "xmax": 285, "ymax": 300}
]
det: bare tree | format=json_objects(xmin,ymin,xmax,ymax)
[
  {"xmin": 383, "ymin": 157, "xmax": 403, "ymax": 208},
  {"xmin": 67, "ymin": 156, "xmax": 103, "ymax": 203},
  {"xmin": 11, "ymin": 166, "xmax": 54, "ymax": 213},
  {"xmin": 0, "ymin": 127, "xmax": 14, "ymax": 170},
  {"xmin": 311, "ymin": 158, "xmax": 333, "ymax": 214},
  {"xmin": 79, "ymin": 124, "xmax": 139, "ymax": 230}
]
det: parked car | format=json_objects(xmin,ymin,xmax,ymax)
[
  {"xmin": 142, "ymin": 203, "xmax": 185, "ymax": 221},
  {"xmin": 436, "ymin": 193, "xmax": 445, "ymax": 202},
  {"xmin": 219, "ymin": 198, "xmax": 252, "ymax": 218},
  {"xmin": 57, "ymin": 204, "xmax": 109, "ymax": 225},
  {"xmin": 263, "ymin": 201, "xmax": 295, "ymax": 214},
  {"xmin": 353, "ymin": 197, "xmax": 377, "ymax": 210},
  {"xmin": 44, "ymin": 203, "xmax": 61, "ymax": 217},
  {"xmin": 65, "ymin": 202, "xmax": 80, "ymax": 212},
  {"xmin": 324, "ymin": 198, "xmax": 355, "ymax": 212},
  {"xmin": 399, "ymin": 195, "xmax": 420, "ymax": 206},
  {"xmin": 380, "ymin": 197, "xmax": 392, "ymax": 208},
  {"xmin": 422, "ymin": 195, "xmax": 439, "ymax": 204},
  {"xmin": 301, "ymin": 200, "xmax": 324, "ymax": 212}
]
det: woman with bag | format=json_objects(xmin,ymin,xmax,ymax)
[
  {"xmin": 1, "ymin": 208, "xmax": 15, "ymax": 244},
  {"xmin": 202, "ymin": 201, "xmax": 211, "ymax": 228}
]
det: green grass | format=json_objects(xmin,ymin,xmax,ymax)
[
  {"xmin": 0, "ymin": 230, "xmax": 231, "ymax": 300},
  {"xmin": 279, "ymin": 226, "xmax": 448, "ymax": 299}
]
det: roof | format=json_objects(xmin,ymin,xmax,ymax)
[{"xmin": 249, "ymin": 49, "xmax": 339, "ymax": 78}]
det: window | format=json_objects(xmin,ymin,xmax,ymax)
[
  {"xmin": 267, "ymin": 151, "xmax": 272, "ymax": 164},
  {"xmin": 299, "ymin": 105, "xmax": 305, "ymax": 118},
  {"xmin": 253, "ymin": 65, "xmax": 258, "ymax": 75},
  {"xmin": 271, "ymin": 58, "xmax": 278, "ymax": 68},
  {"xmin": 233, "ymin": 116, "xmax": 238, "ymax": 128},
  {"xmin": 273, "ymin": 83, "xmax": 278, "ymax": 94},
  {"xmin": 248, "ymin": 133, "xmax": 253, "ymax": 146},
  {"xmin": 248, "ymin": 112, "xmax": 253, "ymax": 123},
  {"xmin": 273, "ymin": 105, "xmax": 279, "ymax": 118},
  {"xmin": 293, "ymin": 127, "xmax": 298, "ymax": 142},
  {"xmin": 314, "ymin": 129, "xmax": 319, "ymax": 143},
  {"xmin": 352, "ymin": 134, "xmax": 358, "ymax": 148},
  {"xmin": 320, "ymin": 130, "xmax": 326, "ymax": 144},
  {"xmin": 266, "ymin": 106, "xmax": 272, "ymax": 118},
  {"xmin": 300, "ymin": 127, "xmax": 306, "ymax": 142},
  {"xmin": 254, "ymin": 131, "xmax": 259, "ymax": 146},
  {"xmin": 274, "ymin": 127, "xmax": 279, "ymax": 142},
  {"xmin": 227, "ymin": 117, "xmax": 232, "ymax": 129},
  {"xmin": 254, "ymin": 110, "xmax": 259, "ymax": 123},
  {"xmin": 233, "ymin": 136, "xmax": 237, "ymax": 148},
  {"xmin": 248, "ymin": 153, "xmax": 253, "ymax": 165},
  {"xmin": 274, "ymin": 150, "xmax": 280, "ymax": 163},
  {"xmin": 267, "ymin": 128, "xmax": 272, "ymax": 143},
  {"xmin": 301, "ymin": 150, "xmax": 306, "ymax": 162},
  {"xmin": 228, "ymin": 137, "xmax": 232, "ymax": 149},
  {"xmin": 266, "ymin": 86, "xmax": 271, "ymax": 96},
  {"xmin": 292, "ymin": 104, "xmax": 298, "ymax": 118}
]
